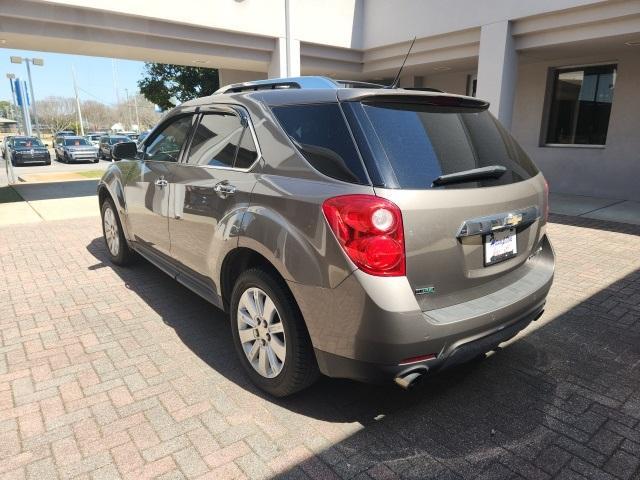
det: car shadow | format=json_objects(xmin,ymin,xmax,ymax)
[
  {"xmin": 85, "ymin": 237, "xmax": 552, "ymax": 425},
  {"xmin": 85, "ymin": 232, "xmax": 640, "ymax": 478},
  {"xmin": 12, "ymin": 179, "xmax": 99, "ymax": 201},
  {"xmin": 549, "ymin": 212, "xmax": 639, "ymax": 235}
]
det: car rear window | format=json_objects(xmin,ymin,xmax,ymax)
[
  {"xmin": 64, "ymin": 138, "xmax": 90, "ymax": 146},
  {"xmin": 271, "ymin": 104, "xmax": 369, "ymax": 185},
  {"xmin": 343, "ymin": 101, "xmax": 539, "ymax": 189}
]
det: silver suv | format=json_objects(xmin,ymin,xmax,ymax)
[{"xmin": 98, "ymin": 77, "xmax": 554, "ymax": 397}]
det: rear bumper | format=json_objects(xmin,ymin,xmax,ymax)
[
  {"xmin": 290, "ymin": 235, "xmax": 554, "ymax": 384},
  {"xmin": 314, "ymin": 300, "xmax": 545, "ymax": 384}
]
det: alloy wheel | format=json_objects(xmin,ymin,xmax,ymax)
[
  {"xmin": 237, "ymin": 287, "xmax": 286, "ymax": 378},
  {"xmin": 103, "ymin": 206, "xmax": 120, "ymax": 256}
]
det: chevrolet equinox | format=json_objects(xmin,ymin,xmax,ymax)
[{"xmin": 98, "ymin": 76, "xmax": 554, "ymax": 397}]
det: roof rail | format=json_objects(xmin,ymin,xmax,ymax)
[
  {"xmin": 334, "ymin": 79, "xmax": 385, "ymax": 89},
  {"xmin": 214, "ymin": 75, "xmax": 446, "ymax": 95},
  {"xmin": 215, "ymin": 76, "xmax": 340, "ymax": 94},
  {"xmin": 402, "ymin": 87, "xmax": 444, "ymax": 93}
]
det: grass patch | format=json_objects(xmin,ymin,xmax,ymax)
[
  {"xmin": 0, "ymin": 186, "xmax": 24, "ymax": 203},
  {"xmin": 75, "ymin": 170, "xmax": 105, "ymax": 179}
]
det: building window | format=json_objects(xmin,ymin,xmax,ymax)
[{"xmin": 545, "ymin": 64, "xmax": 616, "ymax": 146}]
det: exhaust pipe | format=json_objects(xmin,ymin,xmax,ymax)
[{"xmin": 394, "ymin": 366, "xmax": 428, "ymax": 389}]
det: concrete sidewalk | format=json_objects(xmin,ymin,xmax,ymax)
[
  {"xmin": 1, "ymin": 180, "xmax": 639, "ymax": 227},
  {"xmin": 0, "ymin": 179, "xmax": 99, "ymax": 225},
  {"xmin": 549, "ymin": 193, "xmax": 640, "ymax": 226}
]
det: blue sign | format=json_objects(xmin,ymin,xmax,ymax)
[{"xmin": 14, "ymin": 79, "xmax": 30, "ymax": 107}]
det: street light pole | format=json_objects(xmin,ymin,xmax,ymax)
[
  {"xmin": 124, "ymin": 88, "xmax": 133, "ymax": 130},
  {"xmin": 10, "ymin": 56, "xmax": 44, "ymax": 138},
  {"xmin": 133, "ymin": 93, "xmax": 140, "ymax": 132},
  {"xmin": 24, "ymin": 59, "xmax": 41, "ymax": 138},
  {"xmin": 71, "ymin": 66, "xmax": 85, "ymax": 136}
]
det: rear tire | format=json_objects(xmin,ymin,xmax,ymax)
[
  {"xmin": 100, "ymin": 197, "xmax": 135, "ymax": 266},
  {"xmin": 230, "ymin": 268, "xmax": 318, "ymax": 397}
]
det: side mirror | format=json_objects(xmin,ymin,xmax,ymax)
[
  {"xmin": 112, "ymin": 141, "xmax": 138, "ymax": 161},
  {"xmin": 44, "ymin": 143, "xmax": 49, "ymax": 148}
]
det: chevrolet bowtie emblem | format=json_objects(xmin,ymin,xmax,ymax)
[{"xmin": 504, "ymin": 213, "xmax": 523, "ymax": 227}]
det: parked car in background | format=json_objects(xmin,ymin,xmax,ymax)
[
  {"xmin": 97, "ymin": 76, "xmax": 554, "ymax": 397},
  {"xmin": 98, "ymin": 135, "xmax": 131, "ymax": 160},
  {"xmin": 54, "ymin": 135, "xmax": 98, "ymax": 163},
  {"xmin": 137, "ymin": 130, "xmax": 150, "ymax": 144},
  {"xmin": 85, "ymin": 133, "xmax": 104, "ymax": 147},
  {"xmin": 6, "ymin": 136, "xmax": 51, "ymax": 166},
  {"xmin": 121, "ymin": 131, "xmax": 139, "ymax": 140},
  {"xmin": 55, "ymin": 130, "xmax": 76, "ymax": 137}
]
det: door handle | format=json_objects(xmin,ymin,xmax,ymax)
[
  {"xmin": 155, "ymin": 177, "xmax": 168, "ymax": 188},
  {"xmin": 213, "ymin": 182, "xmax": 237, "ymax": 197}
]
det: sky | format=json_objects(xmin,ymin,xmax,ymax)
[{"xmin": 0, "ymin": 48, "xmax": 146, "ymax": 106}]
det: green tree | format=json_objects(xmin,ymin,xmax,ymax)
[
  {"xmin": 138, "ymin": 63, "xmax": 220, "ymax": 111},
  {"xmin": 0, "ymin": 100, "xmax": 12, "ymax": 118}
]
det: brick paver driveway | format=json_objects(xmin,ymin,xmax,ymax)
[{"xmin": 0, "ymin": 215, "xmax": 639, "ymax": 480}]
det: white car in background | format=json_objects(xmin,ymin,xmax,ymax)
[{"xmin": 85, "ymin": 133, "xmax": 104, "ymax": 147}]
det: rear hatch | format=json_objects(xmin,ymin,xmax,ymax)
[{"xmin": 341, "ymin": 93, "xmax": 548, "ymax": 310}]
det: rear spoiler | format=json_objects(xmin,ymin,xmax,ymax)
[{"xmin": 337, "ymin": 90, "xmax": 489, "ymax": 110}]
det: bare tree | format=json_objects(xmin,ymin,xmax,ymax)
[
  {"xmin": 34, "ymin": 95, "xmax": 161, "ymax": 135},
  {"xmin": 113, "ymin": 94, "xmax": 161, "ymax": 131},
  {"xmin": 81, "ymin": 100, "xmax": 115, "ymax": 131},
  {"xmin": 132, "ymin": 94, "xmax": 161, "ymax": 130},
  {"xmin": 36, "ymin": 97, "xmax": 76, "ymax": 134}
]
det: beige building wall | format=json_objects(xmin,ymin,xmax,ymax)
[
  {"xmin": 423, "ymin": 72, "xmax": 472, "ymax": 95},
  {"xmin": 512, "ymin": 52, "xmax": 640, "ymax": 202},
  {"xmin": 361, "ymin": 0, "xmax": 609, "ymax": 49},
  {"xmin": 218, "ymin": 69, "xmax": 265, "ymax": 87}
]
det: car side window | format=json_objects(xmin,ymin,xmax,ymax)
[
  {"xmin": 144, "ymin": 115, "xmax": 194, "ymax": 162},
  {"xmin": 185, "ymin": 112, "xmax": 258, "ymax": 169}
]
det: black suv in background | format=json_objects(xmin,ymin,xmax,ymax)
[
  {"xmin": 6, "ymin": 136, "xmax": 51, "ymax": 166},
  {"xmin": 98, "ymin": 135, "xmax": 132, "ymax": 160}
]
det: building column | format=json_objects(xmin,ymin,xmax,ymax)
[
  {"xmin": 398, "ymin": 75, "xmax": 424, "ymax": 88},
  {"xmin": 268, "ymin": 38, "xmax": 300, "ymax": 78},
  {"xmin": 476, "ymin": 20, "xmax": 517, "ymax": 128},
  {"xmin": 268, "ymin": 0, "xmax": 300, "ymax": 78}
]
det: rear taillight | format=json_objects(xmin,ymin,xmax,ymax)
[
  {"xmin": 543, "ymin": 178, "xmax": 549, "ymax": 222},
  {"xmin": 322, "ymin": 195, "xmax": 405, "ymax": 276}
]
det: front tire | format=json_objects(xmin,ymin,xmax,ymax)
[
  {"xmin": 100, "ymin": 198, "xmax": 135, "ymax": 266},
  {"xmin": 230, "ymin": 269, "xmax": 318, "ymax": 397}
]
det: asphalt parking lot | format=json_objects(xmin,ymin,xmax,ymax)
[
  {"xmin": 0, "ymin": 214, "xmax": 639, "ymax": 479},
  {"xmin": 3, "ymin": 149, "xmax": 112, "ymax": 177}
]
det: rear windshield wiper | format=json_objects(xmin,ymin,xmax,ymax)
[{"xmin": 431, "ymin": 165, "xmax": 507, "ymax": 187}]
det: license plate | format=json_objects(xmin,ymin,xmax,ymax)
[{"xmin": 484, "ymin": 228, "xmax": 517, "ymax": 266}]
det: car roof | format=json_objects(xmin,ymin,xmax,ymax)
[{"xmin": 180, "ymin": 76, "xmax": 487, "ymax": 110}]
